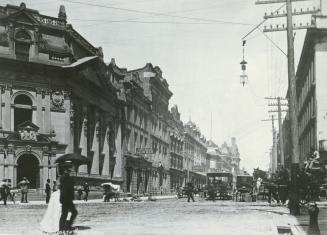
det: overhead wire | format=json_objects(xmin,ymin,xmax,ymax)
[{"xmin": 61, "ymin": 0, "xmax": 255, "ymax": 26}]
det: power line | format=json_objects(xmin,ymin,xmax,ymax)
[
  {"xmin": 71, "ymin": 19, "xmax": 240, "ymax": 25},
  {"xmin": 61, "ymin": 0, "xmax": 255, "ymax": 26}
]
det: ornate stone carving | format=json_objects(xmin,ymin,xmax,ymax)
[
  {"xmin": 0, "ymin": 30, "xmax": 9, "ymax": 47},
  {"xmin": 18, "ymin": 121, "xmax": 39, "ymax": 141},
  {"xmin": 20, "ymin": 129, "xmax": 37, "ymax": 141},
  {"xmin": 25, "ymin": 145, "xmax": 32, "ymax": 152},
  {"xmin": 51, "ymin": 90, "xmax": 65, "ymax": 111}
]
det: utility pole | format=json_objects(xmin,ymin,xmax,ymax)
[
  {"xmin": 262, "ymin": 115, "xmax": 278, "ymax": 174},
  {"xmin": 256, "ymin": 0, "xmax": 316, "ymax": 215},
  {"xmin": 266, "ymin": 97, "xmax": 288, "ymax": 166}
]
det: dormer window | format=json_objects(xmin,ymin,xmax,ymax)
[{"xmin": 15, "ymin": 30, "xmax": 31, "ymax": 61}]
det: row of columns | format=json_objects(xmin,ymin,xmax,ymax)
[{"xmin": 75, "ymin": 104, "xmax": 123, "ymax": 179}]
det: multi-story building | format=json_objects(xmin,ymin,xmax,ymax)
[
  {"xmin": 206, "ymin": 139, "xmax": 240, "ymax": 186},
  {"xmin": 167, "ymin": 105, "xmax": 185, "ymax": 192},
  {"xmin": 183, "ymin": 121, "xmax": 207, "ymax": 187},
  {"xmin": 295, "ymin": 27, "xmax": 327, "ymax": 166},
  {"xmin": 122, "ymin": 67, "xmax": 152, "ymax": 194},
  {"xmin": 127, "ymin": 63, "xmax": 173, "ymax": 195},
  {"xmin": 0, "ymin": 3, "xmax": 124, "ymax": 191}
]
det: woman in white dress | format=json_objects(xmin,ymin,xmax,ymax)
[{"xmin": 40, "ymin": 181, "xmax": 62, "ymax": 233}]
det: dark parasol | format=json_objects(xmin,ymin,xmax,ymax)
[{"xmin": 55, "ymin": 153, "xmax": 91, "ymax": 167}]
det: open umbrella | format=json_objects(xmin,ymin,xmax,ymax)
[
  {"xmin": 101, "ymin": 182, "xmax": 120, "ymax": 191},
  {"xmin": 55, "ymin": 153, "xmax": 91, "ymax": 166}
]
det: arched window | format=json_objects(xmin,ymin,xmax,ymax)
[
  {"xmin": 14, "ymin": 94, "xmax": 33, "ymax": 130},
  {"xmin": 15, "ymin": 30, "xmax": 31, "ymax": 61}
]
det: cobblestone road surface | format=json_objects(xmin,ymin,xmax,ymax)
[{"xmin": 0, "ymin": 198, "xmax": 313, "ymax": 235}]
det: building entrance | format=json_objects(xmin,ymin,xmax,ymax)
[{"xmin": 17, "ymin": 154, "xmax": 40, "ymax": 188}]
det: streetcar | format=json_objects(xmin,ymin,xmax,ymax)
[{"xmin": 206, "ymin": 172, "xmax": 233, "ymax": 200}]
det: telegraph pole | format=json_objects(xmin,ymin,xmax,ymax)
[
  {"xmin": 262, "ymin": 115, "xmax": 278, "ymax": 174},
  {"xmin": 255, "ymin": 0, "xmax": 316, "ymax": 215},
  {"xmin": 266, "ymin": 97, "xmax": 288, "ymax": 166}
]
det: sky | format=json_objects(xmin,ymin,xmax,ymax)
[{"xmin": 3, "ymin": 0, "xmax": 322, "ymax": 173}]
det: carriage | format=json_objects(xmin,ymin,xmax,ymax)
[
  {"xmin": 206, "ymin": 172, "xmax": 233, "ymax": 200},
  {"xmin": 235, "ymin": 175, "xmax": 254, "ymax": 202}
]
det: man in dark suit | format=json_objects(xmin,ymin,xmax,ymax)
[
  {"xmin": 186, "ymin": 182, "xmax": 195, "ymax": 202},
  {"xmin": 59, "ymin": 161, "xmax": 78, "ymax": 232}
]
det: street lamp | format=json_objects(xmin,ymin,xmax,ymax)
[{"xmin": 240, "ymin": 40, "xmax": 248, "ymax": 87}]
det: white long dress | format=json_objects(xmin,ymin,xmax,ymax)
[{"xmin": 40, "ymin": 190, "xmax": 62, "ymax": 233}]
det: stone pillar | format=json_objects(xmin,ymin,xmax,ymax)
[
  {"xmin": 64, "ymin": 92, "xmax": 73, "ymax": 153},
  {"xmin": 102, "ymin": 126, "xmax": 110, "ymax": 177},
  {"xmin": 8, "ymin": 23, "xmax": 14, "ymax": 56},
  {"xmin": 7, "ymin": 148, "xmax": 14, "ymax": 185},
  {"xmin": 90, "ymin": 121, "xmax": 100, "ymax": 175},
  {"xmin": 50, "ymin": 155, "xmax": 57, "ymax": 181},
  {"xmin": 36, "ymin": 88, "xmax": 43, "ymax": 132},
  {"xmin": 44, "ymin": 89, "xmax": 51, "ymax": 134},
  {"xmin": 42, "ymin": 153, "xmax": 49, "ymax": 188},
  {"xmin": 78, "ymin": 115, "xmax": 88, "ymax": 175},
  {"xmin": 113, "ymin": 122, "xmax": 123, "ymax": 179},
  {"xmin": 0, "ymin": 86, "xmax": 3, "ymax": 128},
  {"xmin": 0, "ymin": 149, "xmax": 4, "ymax": 182},
  {"xmin": 3, "ymin": 85, "xmax": 11, "ymax": 131}
]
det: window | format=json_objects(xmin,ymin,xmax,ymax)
[
  {"xmin": 15, "ymin": 42, "xmax": 30, "ymax": 61},
  {"xmin": 15, "ymin": 30, "xmax": 31, "ymax": 61},
  {"xmin": 14, "ymin": 94, "xmax": 33, "ymax": 130}
]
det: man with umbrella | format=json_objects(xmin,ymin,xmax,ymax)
[
  {"xmin": 18, "ymin": 177, "xmax": 30, "ymax": 203},
  {"xmin": 58, "ymin": 160, "xmax": 78, "ymax": 232},
  {"xmin": 55, "ymin": 153, "xmax": 89, "ymax": 232}
]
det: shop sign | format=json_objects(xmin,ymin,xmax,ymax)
[
  {"xmin": 192, "ymin": 164, "xmax": 205, "ymax": 172},
  {"xmin": 136, "ymin": 148, "xmax": 154, "ymax": 154}
]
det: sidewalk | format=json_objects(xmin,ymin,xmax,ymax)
[{"xmin": 3, "ymin": 194, "xmax": 178, "ymax": 206}]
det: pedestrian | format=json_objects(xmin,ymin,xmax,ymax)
[
  {"xmin": 45, "ymin": 179, "xmax": 51, "ymax": 204},
  {"xmin": 307, "ymin": 202, "xmax": 320, "ymax": 235},
  {"xmin": 0, "ymin": 180, "xmax": 10, "ymax": 205},
  {"xmin": 19, "ymin": 177, "xmax": 30, "ymax": 203},
  {"xmin": 59, "ymin": 161, "xmax": 78, "ymax": 232},
  {"xmin": 77, "ymin": 185, "xmax": 83, "ymax": 200},
  {"xmin": 186, "ymin": 182, "xmax": 195, "ymax": 202},
  {"xmin": 52, "ymin": 180, "xmax": 57, "ymax": 192},
  {"xmin": 83, "ymin": 182, "xmax": 90, "ymax": 201}
]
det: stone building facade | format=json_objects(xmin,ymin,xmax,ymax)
[
  {"xmin": 295, "ymin": 28, "xmax": 327, "ymax": 166},
  {"xmin": 124, "ymin": 63, "xmax": 173, "ymax": 195},
  {"xmin": 0, "ymin": 2, "xmax": 243, "ymax": 196},
  {"xmin": 167, "ymin": 105, "xmax": 185, "ymax": 191},
  {"xmin": 183, "ymin": 121, "xmax": 207, "ymax": 188},
  {"xmin": 0, "ymin": 3, "xmax": 124, "ymax": 191}
]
